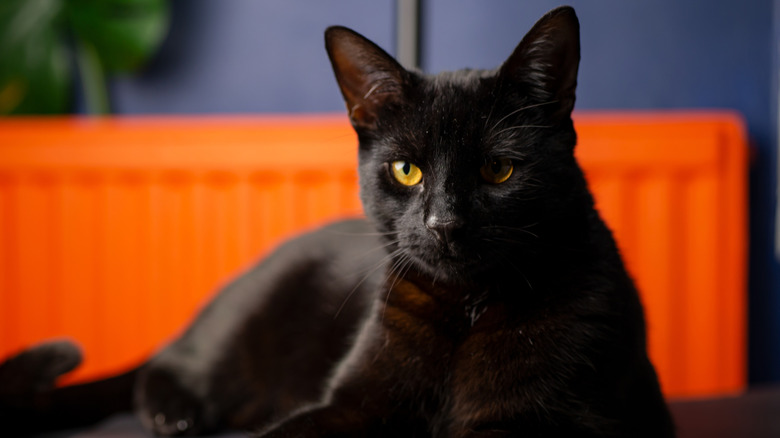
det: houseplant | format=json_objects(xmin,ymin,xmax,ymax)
[{"xmin": 0, "ymin": 0, "xmax": 169, "ymax": 115}]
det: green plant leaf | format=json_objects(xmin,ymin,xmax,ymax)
[
  {"xmin": 0, "ymin": 0, "xmax": 70, "ymax": 114},
  {"xmin": 66, "ymin": 0, "xmax": 169, "ymax": 73},
  {"xmin": 75, "ymin": 39, "xmax": 110, "ymax": 114},
  {"xmin": 0, "ymin": 0, "xmax": 168, "ymax": 115}
]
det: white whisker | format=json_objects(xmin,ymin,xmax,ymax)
[
  {"xmin": 334, "ymin": 244, "xmax": 401, "ymax": 319},
  {"xmin": 488, "ymin": 100, "xmax": 558, "ymax": 133},
  {"xmin": 493, "ymin": 124, "xmax": 552, "ymax": 138},
  {"xmin": 382, "ymin": 253, "xmax": 414, "ymax": 324}
]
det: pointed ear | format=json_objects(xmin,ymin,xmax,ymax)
[
  {"xmin": 499, "ymin": 6, "xmax": 580, "ymax": 119},
  {"xmin": 325, "ymin": 26, "xmax": 407, "ymax": 129}
]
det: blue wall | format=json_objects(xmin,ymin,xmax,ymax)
[
  {"xmin": 111, "ymin": 0, "xmax": 780, "ymax": 385},
  {"xmin": 111, "ymin": 0, "xmax": 395, "ymax": 113}
]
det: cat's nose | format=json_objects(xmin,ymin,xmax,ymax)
[{"xmin": 425, "ymin": 215, "xmax": 463, "ymax": 244}]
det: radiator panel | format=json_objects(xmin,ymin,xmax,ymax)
[{"xmin": 0, "ymin": 113, "xmax": 747, "ymax": 397}]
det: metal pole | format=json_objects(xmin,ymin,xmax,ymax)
[{"xmin": 396, "ymin": 0, "xmax": 421, "ymax": 70}]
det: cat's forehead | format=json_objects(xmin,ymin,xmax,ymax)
[
  {"xmin": 420, "ymin": 69, "xmax": 545, "ymax": 139},
  {"xmin": 413, "ymin": 70, "xmax": 498, "ymax": 126},
  {"xmin": 418, "ymin": 70, "xmax": 531, "ymax": 132},
  {"xmin": 423, "ymin": 69, "xmax": 496, "ymax": 104},
  {"xmin": 379, "ymin": 70, "xmax": 535, "ymax": 165},
  {"xmin": 428, "ymin": 68, "xmax": 496, "ymax": 86}
]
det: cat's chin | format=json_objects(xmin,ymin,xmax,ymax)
[{"xmin": 404, "ymin": 249, "xmax": 486, "ymax": 286}]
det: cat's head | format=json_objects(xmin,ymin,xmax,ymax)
[{"xmin": 325, "ymin": 7, "xmax": 591, "ymax": 286}]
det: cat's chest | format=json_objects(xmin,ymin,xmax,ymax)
[
  {"xmin": 380, "ymin": 281, "xmax": 558, "ymax": 423},
  {"xmin": 382, "ymin": 276, "xmax": 475, "ymax": 342},
  {"xmin": 381, "ymin": 277, "xmax": 545, "ymax": 378}
]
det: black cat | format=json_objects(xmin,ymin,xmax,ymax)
[{"xmin": 0, "ymin": 6, "xmax": 675, "ymax": 437}]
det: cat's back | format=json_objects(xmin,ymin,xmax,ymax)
[
  {"xmin": 186, "ymin": 217, "xmax": 385, "ymax": 325},
  {"xmin": 265, "ymin": 218, "xmax": 386, "ymax": 286},
  {"xmin": 141, "ymin": 218, "xmax": 388, "ymax": 432},
  {"xmin": 292, "ymin": 218, "xmax": 383, "ymax": 264}
]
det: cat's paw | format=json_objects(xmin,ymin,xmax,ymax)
[
  {"xmin": 135, "ymin": 367, "xmax": 214, "ymax": 436},
  {"xmin": 0, "ymin": 339, "xmax": 82, "ymax": 396}
]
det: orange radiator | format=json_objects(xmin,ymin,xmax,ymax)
[{"xmin": 0, "ymin": 112, "xmax": 747, "ymax": 398}]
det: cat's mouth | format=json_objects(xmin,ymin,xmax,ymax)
[{"xmin": 401, "ymin": 240, "xmax": 485, "ymax": 283}]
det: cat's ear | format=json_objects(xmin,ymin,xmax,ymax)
[
  {"xmin": 325, "ymin": 26, "xmax": 407, "ymax": 129},
  {"xmin": 499, "ymin": 6, "xmax": 580, "ymax": 119}
]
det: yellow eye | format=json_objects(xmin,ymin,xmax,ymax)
[
  {"xmin": 391, "ymin": 161, "xmax": 423, "ymax": 186},
  {"xmin": 480, "ymin": 158, "xmax": 513, "ymax": 184}
]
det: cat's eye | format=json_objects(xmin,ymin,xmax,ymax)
[
  {"xmin": 480, "ymin": 158, "xmax": 514, "ymax": 184},
  {"xmin": 391, "ymin": 161, "xmax": 423, "ymax": 186}
]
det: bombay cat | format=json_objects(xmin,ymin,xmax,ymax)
[{"xmin": 0, "ymin": 6, "xmax": 675, "ymax": 437}]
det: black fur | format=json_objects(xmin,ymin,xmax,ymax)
[{"xmin": 0, "ymin": 7, "xmax": 674, "ymax": 437}]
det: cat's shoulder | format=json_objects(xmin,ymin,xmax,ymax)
[{"xmin": 267, "ymin": 218, "xmax": 383, "ymax": 267}]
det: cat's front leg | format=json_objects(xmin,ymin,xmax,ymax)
[{"xmin": 135, "ymin": 364, "xmax": 216, "ymax": 436}]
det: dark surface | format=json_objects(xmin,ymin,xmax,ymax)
[
  {"xmin": 31, "ymin": 414, "xmax": 243, "ymax": 438},
  {"xmin": 26, "ymin": 385, "xmax": 780, "ymax": 437},
  {"xmin": 670, "ymin": 385, "xmax": 780, "ymax": 438}
]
